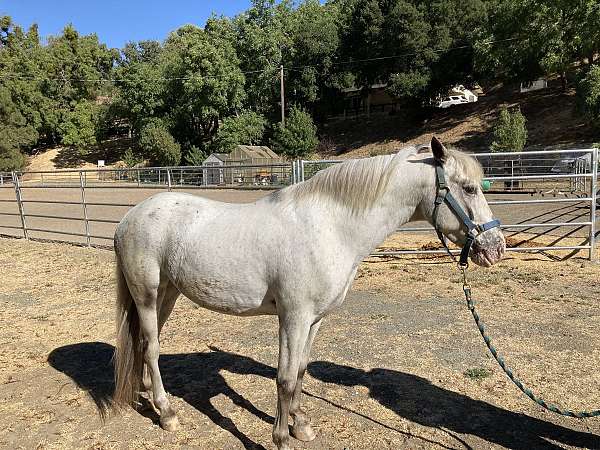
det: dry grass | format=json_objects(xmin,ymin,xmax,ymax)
[{"xmin": 1, "ymin": 237, "xmax": 599, "ymax": 449}]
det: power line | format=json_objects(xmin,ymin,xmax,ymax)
[
  {"xmin": 287, "ymin": 38, "xmax": 520, "ymax": 71},
  {"xmin": 0, "ymin": 37, "xmax": 519, "ymax": 83},
  {"xmin": 0, "ymin": 68, "xmax": 275, "ymax": 83}
]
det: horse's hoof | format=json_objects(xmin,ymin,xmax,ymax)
[
  {"xmin": 160, "ymin": 414, "xmax": 180, "ymax": 432},
  {"xmin": 291, "ymin": 423, "xmax": 316, "ymax": 442}
]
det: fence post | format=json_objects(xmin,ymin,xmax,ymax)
[
  {"xmin": 589, "ymin": 147, "xmax": 598, "ymax": 261},
  {"xmin": 12, "ymin": 171, "xmax": 28, "ymax": 240},
  {"xmin": 167, "ymin": 168, "xmax": 172, "ymax": 192},
  {"xmin": 79, "ymin": 171, "xmax": 91, "ymax": 247}
]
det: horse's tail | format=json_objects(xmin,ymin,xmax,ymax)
[{"xmin": 112, "ymin": 258, "xmax": 144, "ymax": 408}]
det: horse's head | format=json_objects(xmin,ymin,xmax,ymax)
[{"xmin": 414, "ymin": 137, "xmax": 505, "ymax": 267}]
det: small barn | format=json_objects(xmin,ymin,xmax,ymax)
[
  {"xmin": 202, "ymin": 153, "xmax": 228, "ymax": 185},
  {"xmin": 226, "ymin": 146, "xmax": 283, "ymax": 184},
  {"xmin": 228, "ymin": 145, "xmax": 282, "ymax": 165}
]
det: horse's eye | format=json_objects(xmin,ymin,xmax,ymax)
[{"xmin": 463, "ymin": 185, "xmax": 477, "ymax": 195}]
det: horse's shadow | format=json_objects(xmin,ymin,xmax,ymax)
[
  {"xmin": 48, "ymin": 343, "xmax": 600, "ymax": 450},
  {"xmin": 48, "ymin": 342, "xmax": 275, "ymax": 450}
]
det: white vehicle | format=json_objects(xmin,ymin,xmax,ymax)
[{"xmin": 437, "ymin": 95, "xmax": 470, "ymax": 108}]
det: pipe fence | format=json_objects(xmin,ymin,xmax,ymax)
[
  {"xmin": 299, "ymin": 149, "xmax": 599, "ymax": 260},
  {"xmin": 0, "ymin": 149, "xmax": 597, "ymax": 260}
]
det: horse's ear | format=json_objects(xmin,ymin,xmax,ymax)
[{"xmin": 431, "ymin": 136, "xmax": 448, "ymax": 162}]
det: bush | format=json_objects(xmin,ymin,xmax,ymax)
[
  {"xmin": 577, "ymin": 66, "xmax": 600, "ymax": 128},
  {"xmin": 0, "ymin": 145, "xmax": 26, "ymax": 171},
  {"xmin": 138, "ymin": 120, "xmax": 181, "ymax": 166},
  {"xmin": 211, "ymin": 111, "xmax": 266, "ymax": 153},
  {"xmin": 122, "ymin": 148, "xmax": 143, "ymax": 167},
  {"xmin": 184, "ymin": 145, "xmax": 207, "ymax": 166},
  {"xmin": 59, "ymin": 101, "xmax": 104, "ymax": 153},
  {"xmin": 490, "ymin": 107, "xmax": 527, "ymax": 152},
  {"xmin": 271, "ymin": 106, "xmax": 318, "ymax": 158}
]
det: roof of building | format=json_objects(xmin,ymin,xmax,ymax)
[
  {"xmin": 205, "ymin": 153, "xmax": 229, "ymax": 162},
  {"xmin": 234, "ymin": 145, "xmax": 280, "ymax": 159}
]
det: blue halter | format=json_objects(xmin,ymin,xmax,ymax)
[{"xmin": 432, "ymin": 162, "xmax": 501, "ymax": 267}]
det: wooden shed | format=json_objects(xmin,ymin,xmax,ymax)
[
  {"xmin": 227, "ymin": 145, "xmax": 282, "ymax": 184},
  {"xmin": 228, "ymin": 145, "xmax": 282, "ymax": 165}
]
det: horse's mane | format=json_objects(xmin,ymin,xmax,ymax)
[
  {"xmin": 276, "ymin": 150, "xmax": 407, "ymax": 214},
  {"xmin": 273, "ymin": 144, "xmax": 482, "ymax": 214}
]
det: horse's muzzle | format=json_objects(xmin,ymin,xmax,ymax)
[{"xmin": 471, "ymin": 231, "xmax": 506, "ymax": 267}]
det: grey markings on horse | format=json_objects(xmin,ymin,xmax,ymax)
[{"xmin": 112, "ymin": 137, "xmax": 505, "ymax": 450}]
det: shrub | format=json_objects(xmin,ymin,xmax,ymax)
[
  {"xmin": 490, "ymin": 107, "xmax": 527, "ymax": 152},
  {"xmin": 59, "ymin": 101, "xmax": 104, "ymax": 153},
  {"xmin": 122, "ymin": 148, "xmax": 143, "ymax": 167},
  {"xmin": 211, "ymin": 111, "xmax": 266, "ymax": 153},
  {"xmin": 0, "ymin": 145, "xmax": 26, "ymax": 171},
  {"xmin": 271, "ymin": 105, "xmax": 318, "ymax": 158},
  {"xmin": 184, "ymin": 145, "xmax": 207, "ymax": 166},
  {"xmin": 577, "ymin": 66, "xmax": 600, "ymax": 128},
  {"xmin": 138, "ymin": 120, "xmax": 181, "ymax": 166}
]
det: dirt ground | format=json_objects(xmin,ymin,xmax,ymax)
[{"xmin": 1, "ymin": 234, "xmax": 600, "ymax": 450}]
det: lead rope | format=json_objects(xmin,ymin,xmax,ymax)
[{"xmin": 460, "ymin": 264, "xmax": 600, "ymax": 418}]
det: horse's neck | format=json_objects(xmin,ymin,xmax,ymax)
[{"xmin": 332, "ymin": 165, "xmax": 423, "ymax": 261}]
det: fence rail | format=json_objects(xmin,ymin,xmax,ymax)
[
  {"xmin": 299, "ymin": 149, "xmax": 599, "ymax": 260},
  {"xmin": 0, "ymin": 149, "xmax": 598, "ymax": 260}
]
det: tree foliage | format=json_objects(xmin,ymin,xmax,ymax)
[
  {"xmin": 271, "ymin": 105, "xmax": 318, "ymax": 158},
  {"xmin": 184, "ymin": 145, "xmax": 208, "ymax": 166},
  {"xmin": 138, "ymin": 120, "xmax": 181, "ymax": 166},
  {"xmin": 2, "ymin": 2, "xmax": 600, "ymax": 170},
  {"xmin": 490, "ymin": 107, "xmax": 527, "ymax": 152},
  {"xmin": 211, "ymin": 111, "xmax": 267, "ymax": 153},
  {"xmin": 577, "ymin": 65, "xmax": 600, "ymax": 128}
]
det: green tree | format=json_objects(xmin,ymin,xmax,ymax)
[
  {"xmin": 0, "ymin": 85, "xmax": 37, "ymax": 170},
  {"xmin": 490, "ymin": 107, "xmax": 527, "ymax": 152},
  {"xmin": 333, "ymin": 0, "xmax": 490, "ymax": 103},
  {"xmin": 271, "ymin": 105, "xmax": 318, "ymax": 157},
  {"xmin": 113, "ymin": 40, "xmax": 165, "ymax": 134},
  {"xmin": 184, "ymin": 146, "xmax": 207, "ymax": 166},
  {"xmin": 475, "ymin": 0, "xmax": 599, "ymax": 90},
  {"xmin": 211, "ymin": 111, "xmax": 266, "ymax": 153},
  {"xmin": 162, "ymin": 25, "xmax": 246, "ymax": 149},
  {"xmin": 138, "ymin": 120, "xmax": 181, "ymax": 166},
  {"xmin": 577, "ymin": 65, "xmax": 600, "ymax": 127},
  {"xmin": 59, "ymin": 101, "xmax": 106, "ymax": 152},
  {"xmin": 225, "ymin": 1, "xmax": 294, "ymax": 115},
  {"xmin": 122, "ymin": 148, "xmax": 143, "ymax": 167}
]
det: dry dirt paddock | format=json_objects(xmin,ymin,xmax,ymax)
[{"xmin": 1, "ymin": 237, "xmax": 600, "ymax": 450}]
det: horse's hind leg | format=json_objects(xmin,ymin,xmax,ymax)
[
  {"xmin": 142, "ymin": 281, "xmax": 180, "ymax": 409},
  {"xmin": 290, "ymin": 319, "xmax": 322, "ymax": 442},
  {"xmin": 132, "ymin": 278, "xmax": 179, "ymax": 431}
]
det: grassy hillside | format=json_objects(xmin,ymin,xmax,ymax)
[{"xmin": 319, "ymin": 80, "xmax": 599, "ymax": 159}]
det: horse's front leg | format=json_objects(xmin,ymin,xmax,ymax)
[
  {"xmin": 273, "ymin": 312, "xmax": 312, "ymax": 450},
  {"xmin": 289, "ymin": 319, "xmax": 322, "ymax": 442}
]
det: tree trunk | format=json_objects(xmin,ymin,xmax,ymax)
[{"xmin": 560, "ymin": 72, "xmax": 567, "ymax": 91}]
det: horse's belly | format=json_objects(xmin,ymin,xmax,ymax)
[{"xmin": 176, "ymin": 276, "xmax": 276, "ymax": 316}]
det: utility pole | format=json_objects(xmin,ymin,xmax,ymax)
[{"xmin": 280, "ymin": 65, "xmax": 285, "ymax": 127}]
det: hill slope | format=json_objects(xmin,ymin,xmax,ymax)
[{"xmin": 320, "ymin": 81, "xmax": 599, "ymax": 158}]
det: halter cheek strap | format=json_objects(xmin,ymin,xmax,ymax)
[{"xmin": 432, "ymin": 163, "xmax": 501, "ymax": 267}]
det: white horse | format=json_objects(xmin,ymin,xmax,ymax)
[{"xmin": 113, "ymin": 137, "xmax": 505, "ymax": 450}]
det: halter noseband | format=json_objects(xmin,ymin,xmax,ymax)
[{"xmin": 432, "ymin": 162, "xmax": 501, "ymax": 267}]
